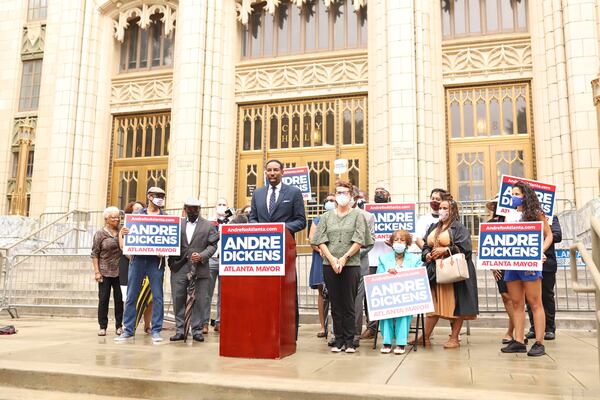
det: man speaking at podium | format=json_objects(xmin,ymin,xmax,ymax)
[{"xmin": 249, "ymin": 159, "xmax": 307, "ymax": 339}]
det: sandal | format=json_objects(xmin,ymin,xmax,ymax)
[
  {"xmin": 144, "ymin": 326, "xmax": 151, "ymax": 334},
  {"xmin": 443, "ymin": 338, "xmax": 460, "ymax": 349},
  {"xmin": 316, "ymin": 331, "xmax": 326, "ymax": 338},
  {"xmin": 98, "ymin": 329, "xmax": 106, "ymax": 336}
]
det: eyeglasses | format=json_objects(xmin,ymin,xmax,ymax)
[{"xmin": 335, "ymin": 191, "xmax": 350, "ymax": 196}]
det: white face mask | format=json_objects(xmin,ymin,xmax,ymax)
[
  {"xmin": 336, "ymin": 194, "xmax": 350, "ymax": 207},
  {"xmin": 216, "ymin": 206, "xmax": 227, "ymax": 216},
  {"xmin": 438, "ymin": 209, "xmax": 449, "ymax": 221},
  {"xmin": 152, "ymin": 197, "xmax": 165, "ymax": 208},
  {"xmin": 392, "ymin": 243, "xmax": 406, "ymax": 254},
  {"xmin": 324, "ymin": 201, "xmax": 336, "ymax": 211}
]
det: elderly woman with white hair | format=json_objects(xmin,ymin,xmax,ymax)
[{"xmin": 91, "ymin": 206, "xmax": 124, "ymax": 336}]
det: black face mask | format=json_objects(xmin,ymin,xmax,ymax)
[
  {"xmin": 187, "ymin": 213, "xmax": 199, "ymax": 223},
  {"xmin": 374, "ymin": 193, "xmax": 388, "ymax": 203},
  {"xmin": 356, "ymin": 199, "xmax": 366, "ymax": 209}
]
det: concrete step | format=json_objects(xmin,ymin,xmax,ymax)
[{"xmin": 0, "ymin": 386, "xmax": 145, "ymax": 400}]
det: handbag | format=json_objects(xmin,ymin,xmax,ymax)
[{"xmin": 435, "ymin": 245, "xmax": 469, "ymax": 284}]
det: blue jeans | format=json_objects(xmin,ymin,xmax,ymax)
[
  {"xmin": 122, "ymin": 255, "xmax": 164, "ymax": 335},
  {"xmin": 203, "ymin": 266, "xmax": 220, "ymax": 325}
]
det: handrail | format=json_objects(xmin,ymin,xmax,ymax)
[
  {"xmin": 11, "ymin": 228, "xmax": 86, "ymax": 268},
  {"xmin": 0, "ymin": 209, "xmax": 88, "ymax": 255}
]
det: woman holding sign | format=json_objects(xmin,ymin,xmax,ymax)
[
  {"xmin": 422, "ymin": 197, "xmax": 478, "ymax": 349},
  {"xmin": 377, "ymin": 230, "xmax": 422, "ymax": 354},
  {"xmin": 311, "ymin": 181, "xmax": 374, "ymax": 354},
  {"xmin": 501, "ymin": 181, "xmax": 553, "ymax": 357}
]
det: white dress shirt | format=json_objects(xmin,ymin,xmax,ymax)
[
  {"xmin": 186, "ymin": 219, "xmax": 197, "ymax": 244},
  {"xmin": 265, "ymin": 182, "xmax": 283, "ymax": 211}
]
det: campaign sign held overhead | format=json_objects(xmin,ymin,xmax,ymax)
[
  {"xmin": 496, "ymin": 175, "xmax": 556, "ymax": 223},
  {"xmin": 123, "ymin": 214, "xmax": 181, "ymax": 256},
  {"xmin": 477, "ymin": 222, "xmax": 543, "ymax": 271},
  {"xmin": 219, "ymin": 223, "xmax": 285, "ymax": 276},
  {"xmin": 364, "ymin": 267, "xmax": 434, "ymax": 321},
  {"xmin": 264, "ymin": 166, "xmax": 312, "ymax": 200},
  {"xmin": 364, "ymin": 203, "xmax": 416, "ymax": 240}
]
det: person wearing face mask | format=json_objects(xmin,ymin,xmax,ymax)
[
  {"xmin": 360, "ymin": 185, "xmax": 393, "ymax": 340},
  {"xmin": 500, "ymin": 181, "xmax": 553, "ymax": 357},
  {"xmin": 203, "ymin": 198, "xmax": 230, "ymax": 334},
  {"xmin": 414, "ymin": 188, "xmax": 448, "ymax": 250},
  {"xmin": 116, "ymin": 187, "xmax": 168, "ymax": 343},
  {"xmin": 167, "ymin": 198, "xmax": 219, "ymax": 342},
  {"xmin": 308, "ymin": 193, "xmax": 336, "ymax": 338},
  {"xmin": 421, "ymin": 195, "xmax": 478, "ymax": 349},
  {"xmin": 376, "ymin": 230, "xmax": 423, "ymax": 354},
  {"xmin": 311, "ymin": 181, "xmax": 374, "ymax": 353}
]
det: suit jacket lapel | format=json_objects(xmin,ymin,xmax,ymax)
[{"xmin": 181, "ymin": 220, "xmax": 188, "ymax": 246}]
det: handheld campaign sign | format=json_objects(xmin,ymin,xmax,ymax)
[
  {"xmin": 477, "ymin": 222, "xmax": 543, "ymax": 271},
  {"xmin": 219, "ymin": 223, "xmax": 285, "ymax": 276},
  {"xmin": 123, "ymin": 214, "xmax": 181, "ymax": 256},
  {"xmin": 496, "ymin": 175, "xmax": 556, "ymax": 223},
  {"xmin": 264, "ymin": 166, "xmax": 312, "ymax": 201},
  {"xmin": 364, "ymin": 267, "xmax": 434, "ymax": 321},
  {"xmin": 364, "ymin": 203, "xmax": 416, "ymax": 240}
]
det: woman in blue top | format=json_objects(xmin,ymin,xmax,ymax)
[{"xmin": 377, "ymin": 230, "xmax": 422, "ymax": 354}]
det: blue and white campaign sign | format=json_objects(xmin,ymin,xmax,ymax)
[
  {"xmin": 364, "ymin": 203, "xmax": 416, "ymax": 240},
  {"xmin": 264, "ymin": 166, "xmax": 312, "ymax": 200},
  {"xmin": 219, "ymin": 223, "xmax": 285, "ymax": 276},
  {"xmin": 364, "ymin": 267, "xmax": 434, "ymax": 321},
  {"xmin": 497, "ymin": 175, "xmax": 557, "ymax": 223},
  {"xmin": 123, "ymin": 214, "xmax": 181, "ymax": 256},
  {"xmin": 556, "ymin": 248, "xmax": 586, "ymax": 268},
  {"xmin": 477, "ymin": 222, "xmax": 543, "ymax": 271}
]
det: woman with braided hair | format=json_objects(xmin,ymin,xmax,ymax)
[{"xmin": 421, "ymin": 195, "xmax": 479, "ymax": 348}]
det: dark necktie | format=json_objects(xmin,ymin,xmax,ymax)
[{"xmin": 268, "ymin": 186, "xmax": 277, "ymax": 214}]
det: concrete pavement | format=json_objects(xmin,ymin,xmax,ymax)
[{"xmin": 0, "ymin": 317, "xmax": 597, "ymax": 399}]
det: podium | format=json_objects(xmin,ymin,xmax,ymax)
[{"xmin": 219, "ymin": 230, "xmax": 297, "ymax": 359}]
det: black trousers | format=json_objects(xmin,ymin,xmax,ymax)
[
  {"xmin": 527, "ymin": 271, "xmax": 556, "ymax": 333},
  {"xmin": 323, "ymin": 264, "xmax": 360, "ymax": 348},
  {"xmin": 98, "ymin": 276, "xmax": 123, "ymax": 330}
]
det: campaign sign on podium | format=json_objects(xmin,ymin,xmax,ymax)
[
  {"xmin": 123, "ymin": 214, "xmax": 180, "ymax": 256},
  {"xmin": 477, "ymin": 222, "xmax": 544, "ymax": 271},
  {"xmin": 364, "ymin": 267, "xmax": 433, "ymax": 321},
  {"xmin": 219, "ymin": 223, "xmax": 285, "ymax": 276},
  {"xmin": 364, "ymin": 203, "xmax": 416, "ymax": 240},
  {"xmin": 219, "ymin": 223, "xmax": 296, "ymax": 359}
]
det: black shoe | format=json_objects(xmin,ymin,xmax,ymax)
[
  {"xmin": 352, "ymin": 338, "xmax": 360, "ymax": 348},
  {"xmin": 169, "ymin": 333, "xmax": 185, "ymax": 341},
  {"xmin": 544, "ymin": 332, "xmax": 555, "ymax": 340},
  {"xmin": 525, "ymin": 331, "xmax": 536, "ymax": 340},
  {"xmin": 501, "ymin": 340, "xmax": 527, "ymax": 353},
  {"xmin": 192, "ymin": 333, "xmax": 205, "ymax": 342},
  {"xmin": 328, "ymin": 337, "xmax": 336, "ymax": 347},
  {"xmin": 527, "ymin": 341, "xmax": 546, "ymax": 357}
]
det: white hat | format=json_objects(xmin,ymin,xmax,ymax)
[
  {"xmin": 184, "ymin": 197, "xmax": 201, "ymax": 207},
  {"xmin": 375, "ymin": 184, "xmax": 390, "ymax": 194},
  {"xmin": 147, "ymin": 186, "xmax": 166, "ymax": 195}
]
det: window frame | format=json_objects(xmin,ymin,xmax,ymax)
[
  {"xmin": 27, "ymin": 0, "xmax": 47, "ymax": 21},
  {"xmin": 18, "ymin": 59, "xmax": 43, "ymax": 112}
]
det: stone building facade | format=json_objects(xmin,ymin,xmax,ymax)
[{"xmin": 0, "ymin": 0, "xmax": 599, "ymax": 218}]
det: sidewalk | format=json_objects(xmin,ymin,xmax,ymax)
[{"xmin": 0, "ymin": 317, "xmax": 598, "ymax": 399}]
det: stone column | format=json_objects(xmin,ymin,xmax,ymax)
[
  {"xmin": 9, "ymin": 124, "xmax": 33, "ymax": 216},
  {"xmin": 30, "ymin": 0, "xmax": 113, "ymax": 214},
  {"xmin": 168, "ymin": 0, "xmax": 237, "ymax": 209},
  {"xmin": 368, "ymin": 0, "xmax": 418, "ymax": 202}
]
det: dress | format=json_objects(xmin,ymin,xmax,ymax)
[
  {"xmin": 308, "ymin": 217, "xmax": 324, "ymax": 289},
  {"xmin": 376, "ymin": 252, "xmax": 422, "ymax": 345},
  {"xmin": 422, "ymin": 221, "xmax": 478, "ymax": 320}
]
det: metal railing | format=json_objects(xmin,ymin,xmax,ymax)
[{"xmin": 569, "ymin": 216, "xmax": 600, "ymax": 378}]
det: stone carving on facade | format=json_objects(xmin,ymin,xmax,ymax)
[
  {"xmin": 236, "ymin": 0, "xmax": 366, "ymax": 24},
  {"xmin": 111, "ymin": 73, "xmax": 173, "ymax": 107},
  {"xmin": 442, "ymin": 37, "xmax": 532, "ymax": 79},
  {"xmin": 592, "ymin": 78, "xmax": 600, "ymax": 105},
  {"xmin": 235, "ymin": 53, "xmax": 367, "ymax": 96},
  {"xmin": 21, "ymin": 23, "xmax": 45, "ymax": 58},
  {"xmin": 111, "ymin": 2, "xmax": 177, "ymax": 42},
  {"xmin": 12, "ymin": 117, "xmax": 37, "ymax": 147}
]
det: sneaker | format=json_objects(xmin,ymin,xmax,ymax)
[
  {"xmin": 98, "ymin": 329, "xmax": 106, "ymax": 336},
  {"xmin": 525, "ymin": 330, "xmax": 536, "ymax": 340},
  {"xmin": 394, "ymin": 346, "xmax": 406, "ymax": 355},
  {"xmin": 115, "ymin": 327, "xmax": 123, "ymax": 336},
  {"xmin": 114, "ymin": 332, "xmax": 134, "ymax": 342},
  {"xmin": 501, "ymin": 340, "xmax": 527, "ymax": 353},
  {"xmin": 380, "ymin": 345, "xmax": 392, "ymax": 354},
  {"xmin": 345, "ymin": 346, "xmax": 356, "ymax": 353},
  {"xmin": 151, "ymin": 333, "xmax": 163, "ymax": 343},
  {"xmin": 527, "ymin": 341, "xmax": 546, "ymax": 357},
  {"xmin": 544, "ymin": 332, "xmax": 555, "ymax": 341},
  {"xmin": 331, "ymin": 345, "xmax": 343, "ymax": 353}
]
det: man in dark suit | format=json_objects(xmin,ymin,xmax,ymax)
[
  {"xmin": 249, "ymin": 160, "xmax": 307, "ymax": 234},
  {"xmin": 249, "ymin": 160, "xmax": 307, "ymax": 339},
  {"xmin": 168, "ymin": 198, "xmax": 219, "ymax": 342}
]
